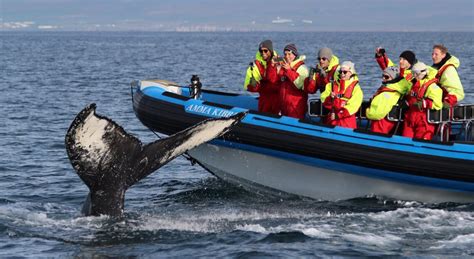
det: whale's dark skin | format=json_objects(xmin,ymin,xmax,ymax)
[{"xmin": 65, "ymin": 104, "xmax": 245, "ymax": 217}]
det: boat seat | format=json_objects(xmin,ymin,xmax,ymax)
[
  {"xmin": 427, "ymin": 105, "xmax": 474, "ymax": 124},
  {"xmin": 427, "ymin": 108, "xmax": 451, "ymax": 124},
  {"xmin": 453, "ymin": 104, "xmax": 474, "ymax": 122},
  {"xmin": 358, "ymin": 101, "xmax": 370, "ymax": 119},
  {"xmin": 308, "ymin": 99, "xmax": 330, "ymax": 117},
  {"xmin": 428, "ymin": 105, "xmax": 474, "ymax": 142},
  {"xmin": 386, "ymin": 104, "xmax": 404, "ymax": 122},
  {"xmin": 451, "ymin": 104, "xmax": 474, "ymax": 141},
  {"xmin": 357, "ymin": 101, "xmax": 371, "ymax": 130},
  {"xmin": 427, "ymin": 108, "xmax": 451, "ymax": 141}
]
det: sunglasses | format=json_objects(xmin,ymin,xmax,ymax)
[
  {"xmin": 383, "ymin": 75, "xmax": 390, "ymax": 80},
  {"xmin": 260, "ymin": 49, "xmax": 270, "ymax": 54},
  {"xmin": 318, "ymin": 57, "xmax": 328, "ymax": 61},
  {"xmin": 340, "ymin": 70, "xmax": 351, "ymax": 74}
]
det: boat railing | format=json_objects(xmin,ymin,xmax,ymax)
[
  {"xmin": 308, "ymin": 99, "xmax": 401, "ymax": 122},
  {"xmin": 427, "ymin": 108, "xmax": 451, "ymax": 141},
  {"xmin": 308, "ymin": 98, "xmax": 474, "ymax": 142},
  {"xmin": 427, "ymin": 105, "xmax": 474, "ymax": 141},
  {"xmin": 457, "ymin": 105, "xmax": 474, "ymax": 141}
]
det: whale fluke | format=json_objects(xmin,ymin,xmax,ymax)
[{"xmin": 65, "ymin": 104, "xmax": 245, "ymax": 217}]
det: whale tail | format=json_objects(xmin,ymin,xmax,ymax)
[{"xmin": 65, "ymin": 104, "xmax": 245, "ymax": 216}]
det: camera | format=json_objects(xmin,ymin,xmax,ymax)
[{"xmin": 273, "ymin": 56, "xmax": 284, "ymax": 63}]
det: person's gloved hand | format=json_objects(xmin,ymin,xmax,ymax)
[
  {"xmin": 309, "ymin": 67, "xmax": 316, "ymax": 80},
  {"xmin": 442, "ymin": 102, "xmax": 451, "ymax": 109},
  {"xmin": 317, "ymin": 67, "xmax": 327, "ymax": 78},
  {"xmin": 375, "ymin": 47, "xmax": 385, "ymax": 57}
]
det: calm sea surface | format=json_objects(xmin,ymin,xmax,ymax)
[{"xmin": 1, "ymin": 31, "xmax": 473, "ymax": 257}]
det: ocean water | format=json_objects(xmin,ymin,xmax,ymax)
[{"xmin": 1, "ymin": 31, "xmax": 473, "ymax": 257}]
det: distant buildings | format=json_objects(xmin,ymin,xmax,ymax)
[{"xmin": 1, "ymin": 17, "xmax": 315, "ymax": 32}]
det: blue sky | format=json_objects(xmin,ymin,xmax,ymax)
[{"xmin": 1, "ymin": 0, "xmax": 473, "ymax": 31}]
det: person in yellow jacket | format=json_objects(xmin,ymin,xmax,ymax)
[
  {"xmin": 402, "ymin": 62, "xmax": 443, "ymax": 140},
  {"xmin": 431, "ymin": 44, "xmax": 464, "ymax": 106},
  {"xmin": 244, "ymin": 40, "xmax": 280, "ymax": 114},
  {"xmin": 366, "ymin": 67, "xmax": 411, "ymax": 134},
  {"xmin": 375, "ymin": 48, "xmax": 417, "ymax": 81},
  {"xmin": 321, "ymin": 61, "xmax": 363, "ymax": 129}
]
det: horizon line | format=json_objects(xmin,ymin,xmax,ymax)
[{"xmin": 2, "ymin": 29, "xmax": 474, "ymax": 33}]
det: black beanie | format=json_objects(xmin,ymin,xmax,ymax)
[
  {"xmin": 259, "ymin": 40, "xmax": 273, "ymax": 53},
  {"xmin": 284, "ymin": 43, "xmax": 299, "ymax": 57},
  {"xmin": 399, "ymin": 50, "xmax": 417, "ymax": 65}
]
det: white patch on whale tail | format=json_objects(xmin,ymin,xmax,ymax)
[
  {"xmin": 160, "ymin": 118, "xmax": 239, "ymax": 164},
  {"xmin": 65, "ymin": 103, "xmax": 246, "ymax": 216},
  {"xmin": 73, "ymin": 112, "xmax": 112, "ymax": 166}
]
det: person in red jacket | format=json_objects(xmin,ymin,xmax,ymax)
[
  {"xmin": 366, "ymin": 67, "xmax": 411, "ymax": 134},
  {"xmin": 244, "ymin": 40, "xmax": 280, "ymax": 114},
  {"xmin": 402, "ymin": 62, "xmax": 443, "ymax": 140},
  {"xmin": 276, "ymin": 43, "xmax": 309, "ymax": 119},
  {"xmin": 304, "ymin": 47, "xmax": 340, "ymax": 94},
  {"xmin": 320, "ymin": 61, "xmax": 363, "ymax": 129}
]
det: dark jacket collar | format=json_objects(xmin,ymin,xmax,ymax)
[
  {"xmin": 432, "ymin": 52, "xmax": 451, "ymax": 70},
  {"xmin": 383, "ymin": 76, "xmax": 403, "ymax": 86}
]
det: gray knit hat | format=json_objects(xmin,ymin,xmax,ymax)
[
  {"xmin": 318, "ymin": 47, "xmax": 333, "ymax": 60},
  {"xmin": 284, "ymin": 43, "xmax": 298, "ymax": 57},
  {"xmin": 383, "ymin": 66, "xmax": 400, "ymax": 80},
  {"xmin": 259, "ymin": 40, "xmax": 273, "ymax": 52}
]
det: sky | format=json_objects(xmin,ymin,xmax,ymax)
[{"xmin": 1, "ymin": 0, "xmax": 473, "ymax": 31}]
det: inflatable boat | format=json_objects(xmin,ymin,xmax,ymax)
[{"xmin": 131, "ymin": 77, "xmax": 474, "ymax": 203}]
